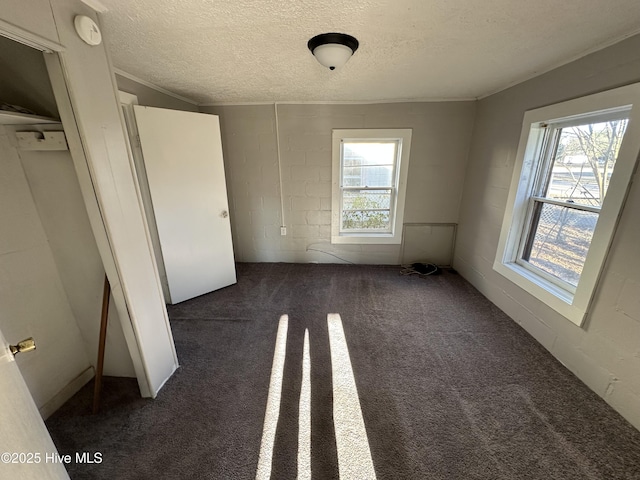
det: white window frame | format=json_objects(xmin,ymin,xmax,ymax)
[
  {"xmin": 331, "ymin": 129, "xmax": 412, "ymax": 245},
  {"xmin": 494, "ymin": 83, "xmax": 640, "ymax": 326}
]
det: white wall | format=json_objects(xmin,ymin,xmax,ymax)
[
  {"xmin": 0, "ymin": 33, "xmax": 134, "ymax": 379},
  {"xmin": 13, "ymin": 124, "xmax": 135, "ymax": 379},
  {"xmin": 0, "ymin": 0, "xmax": 179, "ymax": 398},
  {"xmin": 0, "ymin": 0, "xmax": 59, "ymax": 46},
  {"xmin": 202, "ymin": 102, "xmax": 476, "ymax": 264},
  {"xmin": 455, "ymin": 33, "xmax": 640, "ymax": 430},
  {"xmin": 0, "ymin": 25, "xmax": 134, "ymax": 419},
  {"xmin": 0, "ymin": 125, "xmax": 92, "ymax": 414}
]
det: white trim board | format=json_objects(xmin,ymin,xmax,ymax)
[
  {"xmin": 39, "ymin": 367, "xmax": 94, "ymax": 420},
  {"xmin": 0, "ymin": 18, "xmax": 64, "ymax": 53},
  {"xmin": 114, "ymin": 69, "xmax": 200, "ymax": 106}
]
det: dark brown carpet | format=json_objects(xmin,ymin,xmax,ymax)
[{"xmin": 46, "ymin": 263, "xmax": 640, "ymax": 479}]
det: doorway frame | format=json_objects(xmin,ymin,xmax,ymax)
[
  {"xmin": 118, "ymin": 91, "xmax": 171, "ymax": 301},
  {"xmin": 44, "ymin": 52, "xmax": 152, "ymax": 396},
  {"xmin": 0, "ymin": 13, "xmax": 175, "ymax": 400}
]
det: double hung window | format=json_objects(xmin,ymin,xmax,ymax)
[
  {"xmin": 494, "ymin": 84, "xmax": 640, "ymax": 325},
  {"xmin": 331, "ymin": 129, "xmax": 412, "ymax": 244},
  {"xmin": 517, "ymin": 114, "xmax": 628, "ymax": 291}
]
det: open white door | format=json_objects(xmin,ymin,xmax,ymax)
[
  {"xmin": 0, "ymin": 329, "xmax": 69, "ymax": 479},
  {"xmin": 133, "ymin": 106, "xmax": 236, "ymax": 304},
  {"xmin": 119, "ymin": 92, "xmax": 171, "ymax": 302}
]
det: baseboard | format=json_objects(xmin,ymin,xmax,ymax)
[{"xmin": 39, "ymin": 367, "xmax": 95, "ymax": 420}]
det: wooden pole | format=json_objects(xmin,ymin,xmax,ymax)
[{"xmin": 93, "ymin": 275, "xmax": 110, "ymax": 414}]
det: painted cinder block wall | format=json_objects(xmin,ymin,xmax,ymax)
[
  {"xmin": 455, "ymin": 33, "xmax": 640, "ymax": 430},
  {"xmin": 201, "ymin": 102, "xmax": 476, "ymax": 264}
]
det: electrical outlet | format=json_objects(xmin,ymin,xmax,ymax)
[{"xmin": 280, "ymin": 226, "xmax": 287, "ymax": 236}]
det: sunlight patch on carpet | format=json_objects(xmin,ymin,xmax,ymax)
[
  {"xmin": 255, "ymin": 314, "xmax": 288, "ymax": 480},
  {"xmin": 328, "ymin": 313, "xmax": 377, "ymax": 479},
  {"xmin": 256, "ymin": 313, "xmax": 376, "ymax": 479},
  {"xmin": 297, "ymin": 328, "xmax": 311, "ymax": 480}
]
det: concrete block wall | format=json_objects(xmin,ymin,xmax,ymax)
[
  {"xmin": 455, "ymin": 33, "xmax": 640, "ymax": 430},
  {"xmin": 202, "ymin": 102, "xmax": 476, "ymax": 264}
]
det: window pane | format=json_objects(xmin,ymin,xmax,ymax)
[
  {"xmin": 343, "ymin": 142, "xmax": 396, "ymax": 167},
  {"xmin": 342, "ymin": 189, "xmax": 391, "ymax": 210},
  {"xmin": 342, "ymin": 189, "xmax": 391, "ymax": 231},
  {"xmin": 343, "ymin": 165, "xmax": 393, "ymax": 187},
  {"xmin": 342, "ymin": 210, "xmax": 391, "ymax": 231},
  {"xmin": 523, "ymin": 202, "xmax": 598, "ymax": 286},
  {"xmin": 543, "ymin": 118, "xmax": 628, "ymax": 207}
]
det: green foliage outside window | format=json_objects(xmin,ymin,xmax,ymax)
[{"xmin": 342, "ymin": 193, "xmax": 390, "ymax": 230}]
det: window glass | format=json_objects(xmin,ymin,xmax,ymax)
[
  {"xmin": 542, "ymin": 119, "xmax": 628, "ymax": 207},
  {"xmin": 522, "ymin": 203, "xmax": 598, "ymax": 286},
  {"xmin": 342, "ymin": 189, "xmax": 391, "ymax": 231},
  {"xmin": 493, "ymin": 83, "xmax": 640, "ymax": 326},
  {"xmin": 340, "ymin": 141, "xmax": 398, "ymax": 233},
  {"xmin": 331, "ymin": 129, "xmax": 412, "ymax": 245},
  {"xmin": 520, "ymin": 116, "xmax": 629, "ymax": 288}
]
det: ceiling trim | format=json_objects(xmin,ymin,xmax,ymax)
[
  {"xmin": 201, "ymin": 97, "xmax": 477, "ymax": 107},
  {"xmin": 114, "ymin": 68, "xmax": 200, "ymax": 106},
  {"xmin": 81, "ymin": 0, "xmax": 108, "ymax": 13},
  {"xmin": 478, "ymin": 26, "xmax": 640, "ymax": 100}
]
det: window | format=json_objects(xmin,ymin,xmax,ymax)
[
  {"xmin": 494, "ymin": 84, "xmax": 640, "ymax": 326},
  {"xmin": 331, "ymin": 129, "xmax": 412, "ymax": 244}
]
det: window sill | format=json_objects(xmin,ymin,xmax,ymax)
[
  {"xmin": 331, "ymin": 232, "xmax": 401, "ymax": 245},
  {"xmin": 493, "ymin": 260, "xmax": 586, "ymax": 326}
]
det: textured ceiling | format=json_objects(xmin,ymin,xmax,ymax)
[{"xmin": 100, "ymin": 0, "xmax": 640, "ymax": 104}]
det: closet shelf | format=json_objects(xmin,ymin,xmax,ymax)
[{"xmin": 0, "ymin": 111, "xmax": 60, "ymax": 125}]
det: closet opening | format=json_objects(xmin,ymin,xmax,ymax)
[{"xmin": 0, "ymin": 33, "xmax": 135, "ymax": 419}]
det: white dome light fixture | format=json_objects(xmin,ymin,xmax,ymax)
[{"xmin": 308, "ymin": 33, "xmax": 359, "ymax": 70}]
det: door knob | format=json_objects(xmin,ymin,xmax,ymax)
[
  {"xmin": 10, "ymin": 337, "xmax": 36, "ymax": 356},
  {"xmin": 221, "ymin": 210, "xmax": 229, "ymax": 218}
]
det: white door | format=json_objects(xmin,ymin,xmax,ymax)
[
  {"xmin": 119, "ymin": 92, "xmax": 171, "ymax": 302},
  {"xmin": 0, "ymin": 329, "xmax": 69, "ymax": 479},
  {"xmin": 133, "ymin": 106, "xmax": 236, "ymax": 304}
]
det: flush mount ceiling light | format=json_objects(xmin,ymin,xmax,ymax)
[{"xmin": 308, "ymin": 33, "xmax": 359, "ymax": 70}]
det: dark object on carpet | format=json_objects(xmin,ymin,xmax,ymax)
[
  {"xmin": 401, "ymin": 262, "xmax": 441, "ymax": 277},
  {"xmin": 46, "ymin": 263, "xmax": 640, "ymax": 479}
]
